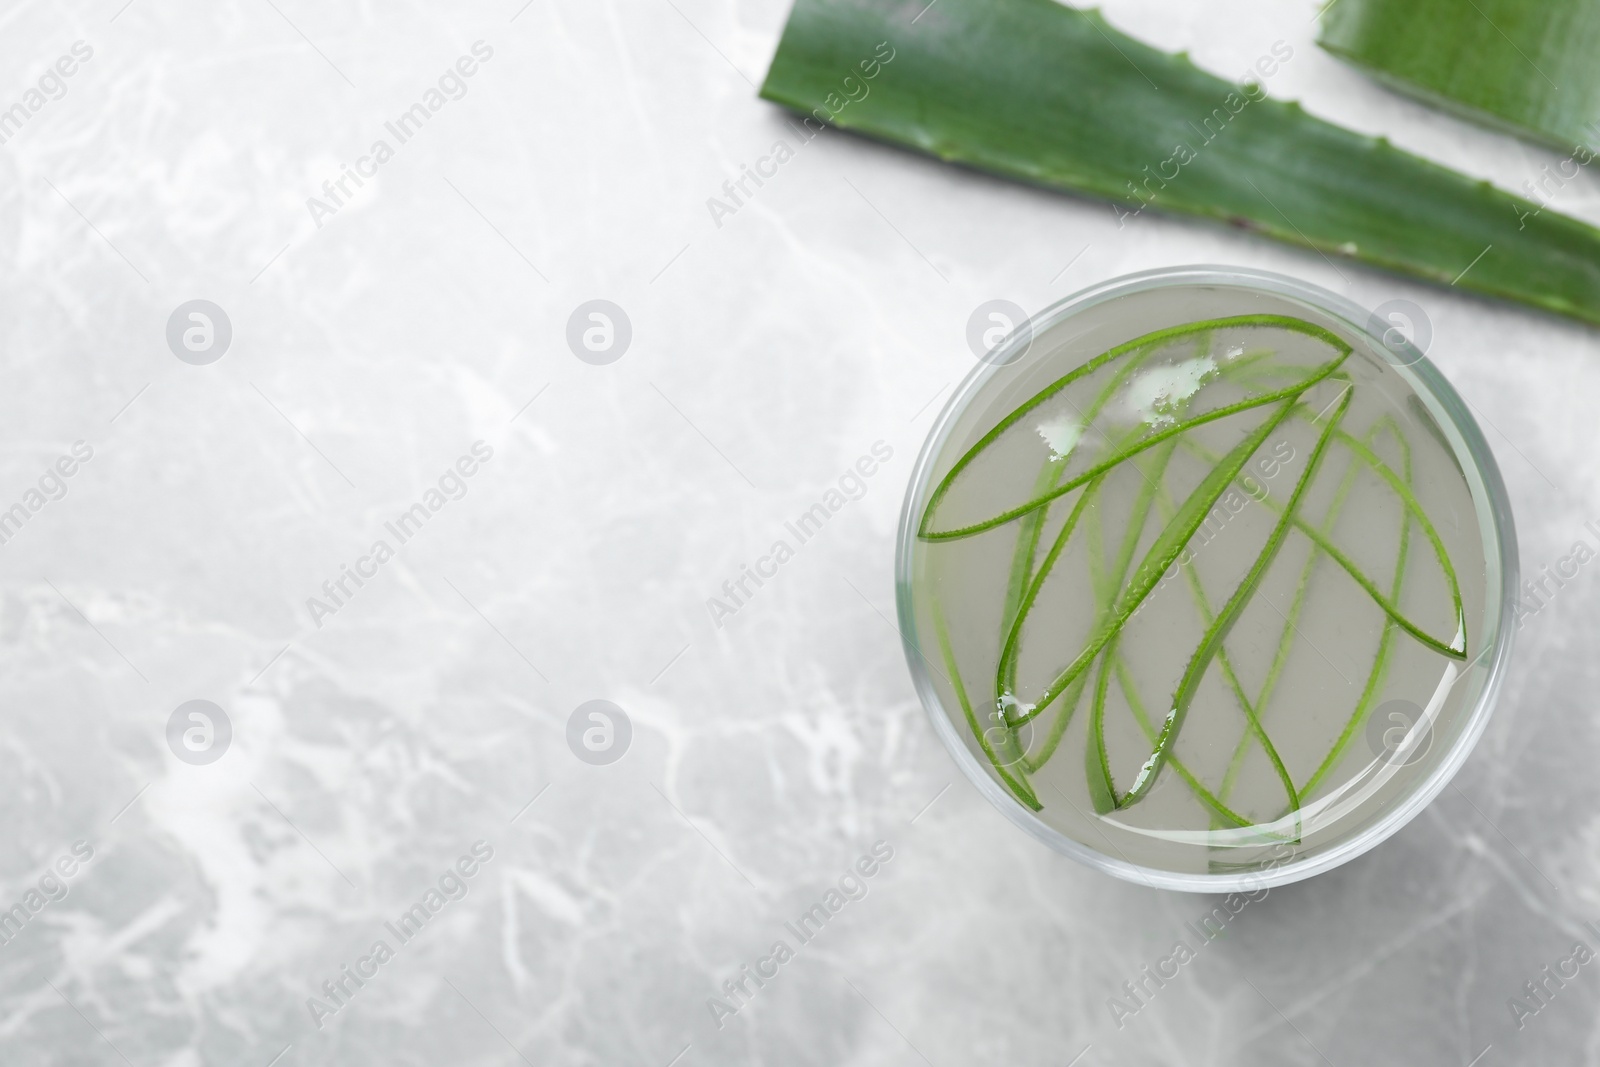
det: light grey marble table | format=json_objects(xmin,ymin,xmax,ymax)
[{"xmin": 1, "ymin": 0, "xmax": 1597, "ymax": 1064}]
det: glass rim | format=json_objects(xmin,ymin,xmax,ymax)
[{"xmin": 893, "ymin": 264, "xmax": 1519, "ymax": 893}]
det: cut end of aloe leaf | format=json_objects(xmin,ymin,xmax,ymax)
[{"xmin": 1117, "ymin": 744, "xmax": 1166, "ymax": 810}]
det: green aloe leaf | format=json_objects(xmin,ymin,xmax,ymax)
[
  {"xmin": 1319, "ymin": 0, "xmax": 1600, "ymax": 155},
  {"xmin": 760, "ymin": 0, "xmax": 1600, "ymax": 326}
]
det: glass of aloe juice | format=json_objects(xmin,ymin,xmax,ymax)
[{"xmin": 896, "ymin": 266, "xmax": 1517, "ymax": 891}]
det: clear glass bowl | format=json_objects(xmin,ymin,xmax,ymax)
[{"xmin": 894, "ymin": 265, "xmax": 1517, "ymax": 892}]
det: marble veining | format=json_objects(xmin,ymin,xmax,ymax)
[{"xmin": 0, "ymin": 0, "xmax": 1597, "ymax": 1064}]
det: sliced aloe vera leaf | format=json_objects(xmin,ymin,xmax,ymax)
[
  {"xmin": 997, "ymin": 474, "xmax": 1105, "ymax": 710},
  {"xmin": 1217, "ymin": 419, "xmax": 1376, "ymax": 804},
  {"xmin": 1117, "ymin": 386, "xmax": 1353, "ymax": 808},
  {"xmin": 760, "ymin": 0, "xmax": 1600, "ymax": 326},
  {"xmin": 1015, "ymin": 394, "xmax": 1309, "ymax": 730},
  {"xmin": 1319, "ymin": 0, "xmax": 1600, "ymax": 155},
  {"xmin": 1300, "ymin": 421, "xmax": 1415, "ymax": 796},
  {"xmin": 1176, "ymin": 408, "xmax": 1467, "ymax": 660},
  {"xmin": 999, "ymin": 462, "xmax": 1061, "ymax": 639},
  {"xmin": 919, "ymin": 316, "xmax": 1350, "ymax": 542},
  {"xmin": 1156, "ymin": 487, "xmax": 1302, "ymax": 820},
  {"xmin": 999, "ymin": 343, "xmax": 1176, "ymax": 623},
  {"xmin": 931, "ymin": 588, "xmax": 1042, "ymax": 810},
  {"xmin": 1113, "ymin": 656, "xmax": 1256, "ymax": 829},
  {"xmin": 1085, "ymin": 638, "xmax": 1123, "ymax": 814}
]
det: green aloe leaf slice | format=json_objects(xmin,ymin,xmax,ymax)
[
  {"xmin": 919, "ymin": 316, "xmax": 1350, "ymax": 542},
  {"xmin": 1016, "ymin": 393, "xmax": 1308, "ymax": 731},
  {"xmin": 913, "ymin": 313, "xmax": 1471, "ymax": 821},
  {"xmin": 931, "ymin": 580, "xmax": 1043, "ymax": 810},
  {"xmin": 1114, "ymin": 386, "xmax": 1352, "ymax": 810},
  {"xmin": 1177, "ymin": 415, "xmax": 1468, "ymax": 660},
  {"xmin": 1319, "ymin": 0, "xmax": 1600, "ymax": 155},
  {"xmin": 760, "ymin": 0, "xmax": 1600, "ymax": 326}
]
